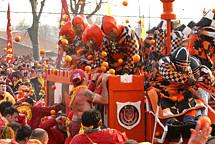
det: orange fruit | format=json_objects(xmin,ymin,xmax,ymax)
[
  {"xmin": 155, "ymin": 131, "xmax": 161, "ymax": 137},
  {"xmin": 100, "ymin": 66, "xmax": 107, "ymax": 72},
  {"xmin": 199, "ymin": 116, "xmax": 211, "ymax": 129},
  {"xmin": 212, "ymin": 9, "xmax": 215, "ymax": 14},
  {"xmin": 150, "ymin": 39, "xmax": 155, "ymax": 45},
  {"xmin": 122, "ymin": 1, "xmax": 128, "ymax": 6},
  {"xmin": 109, "ymin": 69, "xmax": 115, "ymax": 75},
  {"xmin": 132, "ymin": 54, "xmax": 140, "ymax": 62},
  {"xmin": 87, "ymin": 55, "xmax": 93, "ymax": 60},
  {"xmin": 125, "ymin": 19, "xmax": 129, "ymax": 24},
  {"xmin": 85, "ymin": 65, "xmax": 92, "ymax": 72},
  {"xmin": 50, "ymin": 110, "xmax": 56, "ymax": 115},
  {"xmin": 65, "ymin": 55, "xmax": 72, "ymax": 63},
  {"xmin": 61, "ymin": 38, "xmax": 68, "ymax": 46},
  {"xmin": 102, "ymin": 62, "xmax": 109, "ymax": 67},
  {"xmin": 44, "ymin": 65, "xmax": 49, "ymax": 70},
  {"xmin": 101, "ymin": 51, "xmax": 107, "ymax": 58},
  {"xmin": 118, "ymin": 58, "xmax": 123, "ymax": 64},
  {"xmin": 170, "ymin": 96, "xmax": 177, "ymax": 102},
  {"xmin": 36, "ymin": 63, "xmax": 41, "ymax": 68},
  {"xmin": 40, "ymin": 49, "xmax": 45, "ymax": 55},
  {"xmin": 15, "ymin": 36, "xmax": 21, "ymax": 42}
]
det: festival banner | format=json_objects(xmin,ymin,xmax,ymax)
[
  {"xmin": 6, "ymin": 3, "xmax": 14, "ymax": 64},
  {"xmin": 56, "ymin": 0, "xmax": 71, "ymax": 67}
]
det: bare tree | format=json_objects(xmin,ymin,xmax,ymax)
[
  {"xmin": 28, "ymin": 0, "xmax": 46, "ymax": 60},
  {"xmin": 69, "ymin": 0, "xmax": 103, "ymax": 19}
]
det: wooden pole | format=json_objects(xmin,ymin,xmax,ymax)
[{"xmin": 160, "ymin": 0, "xmax": 176, "ymax": 55}]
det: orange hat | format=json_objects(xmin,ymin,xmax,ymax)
[
  {"xmin": 59, "ymin": 21, "xmax": 75, "ymax": 40},
  {"xmin": 72, "ymin": 15, "xmax": 88, "ymax": 30},
  {"xmin": 82, "ymin": 24, "xmax": 104, "ymax": 47},
  {"xmin": 101, "ymin": 15, "xmax": 122, "ymax": 36}
]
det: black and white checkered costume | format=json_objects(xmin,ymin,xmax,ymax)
[
  {"xmin": 158, "ymin": 56, "xmax": 191, "ymax": 83},
  {"xmin": 171, "ymin": 31, "xmax": 184, "ymax": 52},
  {"xmin": 100, "ymin": 26, "xmax": 140, "ymax": 74}
]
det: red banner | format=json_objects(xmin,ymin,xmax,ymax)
[
  {"xmin": 56, "ymin": 0, "xmax": 71, "ymax": 67},
  {"xmin": 6, "ymin": 3, "xmax": 14, "ymax": 64}
]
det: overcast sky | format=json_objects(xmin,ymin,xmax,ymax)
[{"xmin": 0, "ymin": 0, "xmax": 214, "ymax": 30}]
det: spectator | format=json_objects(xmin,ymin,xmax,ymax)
[
  {"xmin": 27, "ymin": 128, "xmax": 48, "ymax": 144},
  {"xmin": 70, "ymin": 109, "xmax": 128, "ymax": 144},
  {"xmin": 16, "ymin": 125, "xmax": 32, "ymax": 144},
  {"xmin": 3, "ymin": 107, "xmax": 19, "ymax": 124},
  {"xmin": 0, "ymin": 126, "xmax": 15, "ymax": 139},
  {"xmin": 8, "ymin": 122, "xmax": 21, "ymax": 138},
  {"xmin": 39, "ymin": 114, "xmax": 68, "ymax": 144}
]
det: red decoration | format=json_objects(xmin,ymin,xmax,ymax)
[{"xmin": 6, "ymin": 3, "xmax": 14, "ymax": 64}]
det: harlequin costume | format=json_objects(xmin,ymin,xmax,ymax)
[
  {"xmin": 190, "ymin": 56, "xmax": 215, "ymax": 117},
  {"xmin": 100, "ymin": 15, "xmax": 140, "ymax": 74},
  {"xmin": 71, "ymin": 15, "xmax": 89, "ymax": 58},
  {"xmin": 188, "ymin": 10, "xmax": 215, "ymax": 70},
  {"xmin": 82, "ymin": 24, "xmax": 104, "ymax": 69},
  {"xmin": 147, "ymin": 47, "xmax": 205, "ymax": 125}
]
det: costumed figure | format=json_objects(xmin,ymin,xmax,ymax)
[
  {"xmin": 100, "ymin": 15, "xmax": 141, "ymax": 75},
  {"xmin": 188, "ymin": 9, "xmax": 215, "ymax": 70},
  {"xmin": 69, "ymin": 69, "xmax": 108, "ymax": 137},
  {"xmin": 190, "ymin": 56, "xmax": 215, "ymax": 117},
  {"xmin": 82, "ymin": 24, "xmax": 104, "ymax": 71},
  {"xmin": 148, "ymin": 47, "xmax": 205, "ymax": 125}
]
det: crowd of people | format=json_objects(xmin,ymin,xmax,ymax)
[{"xmin": 0, "ymin": 8, "xmax": 214, "ymax": 144}]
